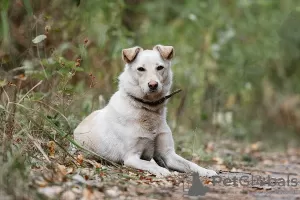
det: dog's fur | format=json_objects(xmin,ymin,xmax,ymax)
[{"xmin": 74, "ymin": 45, "xmax": 217, "ymax": 177}]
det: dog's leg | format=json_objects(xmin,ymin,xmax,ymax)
[
  {"xmin": 124, "ymin": 155, "xmax": 171, "ymax": 177},
  {"xmin": 155, "ymin": 130, "xmax": 217, "ymax": 177},
  {"xmin": 162, "ymin": 152, "xmax": 217, "ymax": 177}
]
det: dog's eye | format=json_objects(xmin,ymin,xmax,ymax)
[
  {"xmin": 137, "ymin": 67, "xmax": 146, "ymax": 72},
  {"xmin": 156, "ymin": 65, "xmax": 164, "ymax": 70}
]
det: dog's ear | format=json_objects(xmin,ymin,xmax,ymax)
[
  {"xmin": 122, "ymin": 46, "xmax": 143, "ymax": 63},
  {"xmin": 153, "ymin": 45, "xmax": 174, "ymax": 60}
]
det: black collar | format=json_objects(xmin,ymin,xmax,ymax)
[{"xmin": 128, "ymin": 89, "xmax": 182, "ymax": 107}]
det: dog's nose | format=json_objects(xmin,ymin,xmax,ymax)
[{"xmin": 148, "ymin": 81, "xmax": 158, "ymax": 90}]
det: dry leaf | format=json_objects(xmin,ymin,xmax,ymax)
[
  {"xmin": 47, "ymin": 141, "xmax": 55, "ymax": 157},
  {"xmin": 85, "ymin": 159, "xmax": 101, "ymax": 169},
  {"xmin": 56, "ymin": 164, "xmax": 67, "ymax": 176},
  {"xmin": 104, "ymin": 186, "xmax": 120, "ymax": 198},
  {"xmin": 213, "ymin": 157, "xmax": 224, "ymax": 165},
  {"xmin": 82, "ymin": 187, "xmax": 93, "ymax": 200},
  {"xmin": 72, "ymin": 174, "xmax": 87, "ymax": 184},
  {"xmin": 34, "ymin": 179, "xmax": 48, "ymax": 187},
  {"xmin": 32, "ymin": 34, "xmax": 47, "ymax": 44},
  {"xmin": 204, "ymin": 179, "xmax": 212, "ymax": 185},
  {"xmin": 38, "ymin": 186, "xmax": 62, "ymax": 198},
  {"xmin": 61, "ymin": 190, "xmax": 76, "ymax": 200},
  {"xmin": 250, "ymin": 141, "xmax": 263, "ymax": 152},
  {"xmin": 13, "ymin": 74, "xmax": 27, "ymax": 80},
  {"xmin": 66, "ymin": 167, "xmax": 74, "ymax": 174},
  {"xmin": 205, "ymin": 141, "xmax": 215, "ymax": 152},
  {"xmin": 77, "ymin": 154, "xmax": 84, "ymax": 165},
  {"xmin": 215, "ymin": 164, "xmax": 228, "ymax": 171},
  {"xmin": 95, "ymin": 162, "xmax": 101, "ymax": 169}
]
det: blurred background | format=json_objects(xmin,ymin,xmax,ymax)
[{"xmin": 1, "ymin": 0, "xmax": 300, "ymax": 159}]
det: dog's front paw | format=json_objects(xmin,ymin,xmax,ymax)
[
  {"xmin": 196, "ymin": 168, "xmax": 217, "ymax": 177},
  {"xmin": 205, "ymin": 169, "xmax": 217, "ymax": 177},
  {"xmin": 153, "ymin": 167, "xmax": 171, "ymax": 178}
]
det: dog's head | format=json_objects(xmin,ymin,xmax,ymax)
[{"xmin": 119, "ymin": 45, "xmax": 174, "ymax": 100}]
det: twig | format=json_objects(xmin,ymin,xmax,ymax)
[
  {"xmin": 4, "ymin": 81, "xmax": 19, "ymax": 158},
  {"xmin": 1, "ymin": 86, "xmax": 10, "ymax": 107},
  {"xmin": 26, "ymin": 132, "xmax": 51, "ymax": 163},
  {"xmin": 18, "ymin": 80, "xmax": 42, "ymax": 103}
]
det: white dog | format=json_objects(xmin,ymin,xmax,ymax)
[{"xmin": 74, "ymin": 45, "xmax": 217, "ymax": 177}]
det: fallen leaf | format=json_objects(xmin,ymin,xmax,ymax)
[
  {"xmin": 72, "ymin": 174, "xmax": 87, "ymax": 184},
  {"xmin": 215, "ymin": 164, "xmax": 228, "ymax": 171},
  {"xmin": 204, "ymin": 179, "xmax": 212, "ymax": 185},
  {"xmin": 82, "ymin": 187, "xmax": 93, "ymax": 200},
  {"xmin": 56, "ymin": 164, "xmax": 67, "ymax": 176},
  {"xmin": 105, "ymin": 186, "xmax": 120, "ymax": 198},
  {"xmin": 95, "ymin": 162, "xmax": 101, "ymax": 169},
  {"xmin": 47, "ymin": 141, "xmax": 55, "ymax": 157},
  {"xmin": 60, "ymin": 190, "xmax": 76, "ymax": 200},
  {"xmin": 77, "ymin": 154, "xmax": 84, "ymax": 165},
  {"xmin": 38, "ymin": 186, "xmax": 62, "ymax": 198},
  {"xmin": 213, "ymin": 157, "xmax": 224, "ymax": 165},
  {"xmin": 85, "ymin": 159, "xmax": 101, "ymax": 169},
  {"xmin": 32, "ymin": 34, "xmax": 47, "ymax": 44},
  {"xmin": 14, "ymin": 74, "xmax": 27, "ymax": 80},
  {"xmin": 66, "ymin": 167, "xmax": 74, "ymax": 174},
  {"xmin": 205, "ymin": 141, "xmax": 215, "ymax": 152},
  {"xmin": 263, "ymin": 159, "xmax": 273, "ymax": 166},
  {"xmin": 34, "ymin": 178, "xmax": 48, "ymax": 187},
  {"xmin": 250, "ymin": 141, "xmax": 263, "ymax": 152}
]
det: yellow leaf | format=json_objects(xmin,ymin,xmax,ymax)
[
  {"xmin": 47, "ymin": 141, "xmax": 55, "ymax": 157},
  {"xmin": 35, "ymin": 179, "xmax": 48, "ymax": 187}
]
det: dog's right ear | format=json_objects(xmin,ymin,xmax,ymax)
[{"xmin": 122, "ymin": 46, "xmax": 143, "ymax": 63}]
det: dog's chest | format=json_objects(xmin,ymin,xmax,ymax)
[
  {"xmin": 139, "ymin": 138, "xmax": 155, "ymax": 161},
  {"xmin": 133, "ymin": 111, "xmax": 164, "ymax": 160},
  {"xmin": 138, "ymin": 111, "xmax": 162, "ymax": 133}
]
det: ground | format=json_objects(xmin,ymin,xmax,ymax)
[{"xmin": 31, "ymin": 140, "xmax": 300, "ymax": 200}]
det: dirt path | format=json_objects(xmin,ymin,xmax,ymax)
[{"xmin": 32, "ymin": 143, "xmax": 300, "ymax": 199}]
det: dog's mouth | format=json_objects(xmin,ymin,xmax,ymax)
[
  {"xmin": 148, "ymin": 89, "xmax": 158, "ymax": 93},
  {"xmin": 140, "ymin": 86, "xmax": 162, "ymax": 98},
  {"xmin": 144, "ymin": 89, "xmax": 163, "ymax": 101}
]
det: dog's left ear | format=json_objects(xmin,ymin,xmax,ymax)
[{"xmin": 153, "ymin": 45, "xmax": 174, "ymax": 60}]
